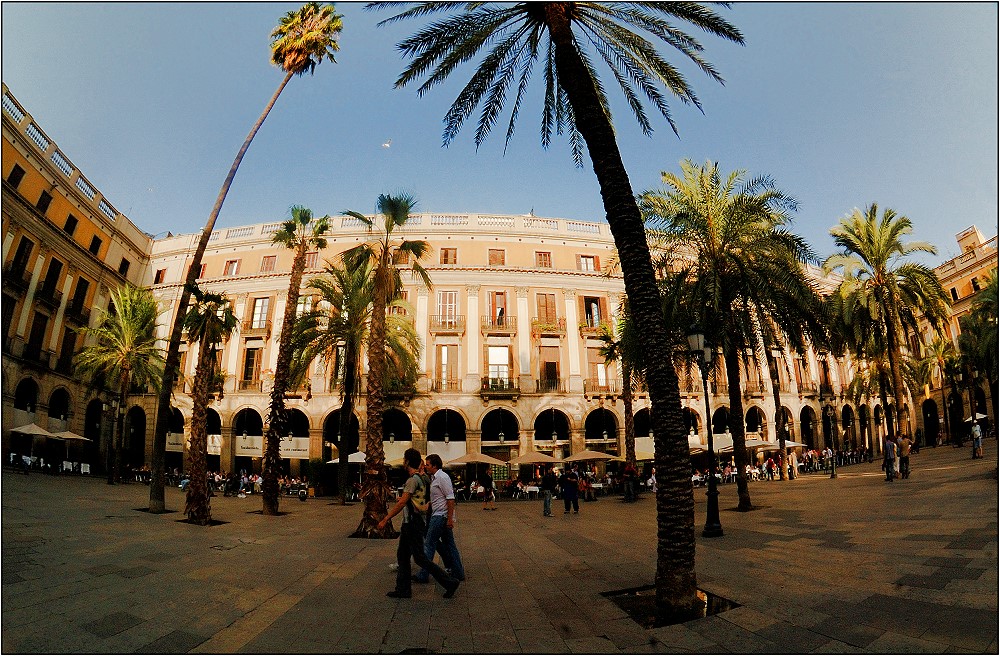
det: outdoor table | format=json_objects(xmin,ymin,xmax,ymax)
[
  {"xmin": 525, "ymin": 485, "xmax": 539, "ymax": 500},
  {"xmin": 591, "ymin": 483, "xmax": 604, "ymax": 495}
]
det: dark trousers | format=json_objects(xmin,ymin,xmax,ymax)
[
  {"xmin": 395, "ymin": 520, "xmax": 456, "ymax": 594},
  {"xmin": 563, "ymin": 492, "xmax": 579, "ymax": 512},
  {"xmin": 899, "ymin": 456, "xmax": 910, "ymax": 479}
]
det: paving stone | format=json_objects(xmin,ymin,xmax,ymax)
[
  {"xmin": 81, "ymin": 611, "xmax": 143, "ymax": 638},
  {"xmin": 133, "ymin": 629, "xmax": 207, "ymax": 653}
]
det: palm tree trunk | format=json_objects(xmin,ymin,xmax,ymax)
[
  {"xmin": 884, "ymin": 316, "xmax": 906, "ymax": 439},
  {"xmin": 545, "ymin": 5, "xmax": 696, "ymax": 614},
  {"xmin": 354, "ymin": 265, "xmax": 394, "ymax": 538},
  {"xmin": 148, "ymin": 71, "xmax": 295, "ymax": 513},
  {"xmin": 724, "ymin": 343, "xmax": 752, "ymax": 511},
  {"xmin": 263, "ymin": 234, "xmax": 310, "ymax": 515},
  {"xmin": 769, "ymin": 355, "xmax": 787, "ymax": 480},
  {"xmin": 186, "ymin": 342, "xmax": 214, "ymax": 525},
  {"xmin": 336, "ymin": 349, "xmax": 359, "ymax": 505},
  {"xmin": 622, "ymin": 363, "xmax": 636, "ymax": 469},
  {"xmin": 939, "ymin": 371, "xmax": 950, "ymax": 446}
]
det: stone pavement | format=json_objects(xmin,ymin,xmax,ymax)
[{"xmin": 2, "ymin": 445, "xmax": 997, "ymax": 654}]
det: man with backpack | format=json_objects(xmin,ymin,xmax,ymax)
[{"xmin": 378, "ymin": 448, "xmax": 460, "ymax": 599}]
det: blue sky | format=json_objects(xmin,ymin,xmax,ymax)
[{"xmin": 2, "ymin": 2, "xmax": 996, "ymax": 266}]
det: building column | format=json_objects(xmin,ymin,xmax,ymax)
[
  {"xmin": 564, "ymin": 291, "xmax": 582, "ymax": 393},
  {"xmin": 416, "ymin": 286, "xmax": 430, "ymax": 388},
  {"xmin": 47, "ymin": 268, "xmax": 74, "ymax": 351},
  {"xmin": 516, "ymin": 288, "xmax": 531, "ymax": 390},
  {"xmin": 15, "ymin": 247, "xmax": 47, "ymax": 338},
  {"xmin": 1, "ymin": 221, "xmax": 18, "ymax": 261},
  {"xmin": 465, "ymin": 285, "xmax": 480, "ymax": 392}
]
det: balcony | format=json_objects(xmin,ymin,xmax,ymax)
[
  {"xmin": 584, "ymin": 378, "xmax": 618, "ymax": 398},
  {"xmin": 819, "ymin": 383, "xmax": 835, "ymax": 398},
  {"xmin": 679, "ymin": 376, "xmax": 703, "ymax": 395},
  {"xmin": 799, "ymin": 381, "xmax": 818, "ymax": 396},
  {"xmin": 53, "ymin": 356, "xmax": 73, "ymax": 375},
  {"xmin": 713, "ymin": 382, "xmax": 729, "ymax": 397},
  {"xmin": 239, "ymin": 379, "xmax": 262, "ymax": 392},
  {"xmin": 22, "ymin": 343, "xmax": 52, "ymax": 369},
  {"xmin": 385, "ymin": 380, "xmax": 417, "ymax": 403},
  {"xmin": 65, "ymin": 303, "xmax": 91, "ymax": 326},
  {"xmin": 432, "ymin": 378, "xmax": 461, "ymax": 393},
  {"xmin": 481, "ymin": 314, "xmax": 516, "ymax": 336},
  {"xmin": 2, "ymin": 262, "xmax": 30, "ymax": 294},
  {"xmin": 744, "ymin": 379, "xmax": 765, "ymax": 398},
  {"xmin": 531, "ymin": 317, "xmax": 566, "ymax": 337},
  {"xmin": 35, "ymin": 286, "xmax": 63, "ymax": 310},
  {"xmin": 242, "ymin": 319, "xmax": 271, "ymax": 339},
  {"xmin": 579, "ymin": 319, "xmax": 611, "ymax": 338},
  {"xmin": 535, "ymin": 378, "xmax": 564, "ymax": 393},
  {"xmin": 429, "ymin": 315, "xmax": 465, "ymax": 334},
  {"xmin": 480, "ymin": 376, "xmax": 520, "ymax": 402}
]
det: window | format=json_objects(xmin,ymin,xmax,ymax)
[
  {"xmin": 250, "ymin": 297, "xmax": 270, "ymax": 329},
  {"xmin": 42, "ymin": 258, "xmax": 63, "ymax": 294},
  {"xmin": 11, "ymin": 236, "xmax": 35, "ymax": 271},
  {"xmin": 295, "ymin": 295, "xmax": 313, "ymax": 316},
  {"xmin": 304, "ymin": 252, "xmax": 318, "ymax": 269},
  {"xmin": 487, "ymin": 346, "xmax": 511, "ymax": 381},
  {"xmin": 152, "ymin": 269, "xmax": 165, "ymax": 284},
  {"xmin": 389, "ymin": 290, "xmax": 409, "ymax": 316},
  {"xmin": 971, "ymin": 277, "xmax": 981, "ymax": 292},
  {"xmin": 440, "ymin": 248, "xmax": 457, "ymax": 265},
  {"xmin": 536, "ymin": 293, "xmax": 557, "ymax": 323},
  {"xmin": 489, "ymin": 291, "xmax": 507, "ymax": 325},
  {"xmin": 437, "ymin": 290, "xmax": 458, "ymax": 323},
  {"xmin": 260, "ymin": 255, "xmax": 276, "ymax": 273},
  {"xmin": 539, "ymin": 346, "xmax": 560, "ymax": 389},
  {"xmin": 7, "ymin": 164, "xmax": 25, "ymax": 189},
  {"xmin": 950, "ymin": 287, "xmax": 959, "ymax": 302},
  {"xmin": 437, "ymin": 344, "xmax": 458, "ymax": 384},
  {"xmin": 242, "ymin": 348, "xmax": 262, "ymax": 382},
  {"xmin": 535, "ymin": 251, "xmax": 552, "ymax": 268},
  {"xmin": 71, "ymin": 278, "xmax": 89, "ymax": 310},
  {"xmin": 224, "ymin": 260, "xmax": 240, "ymax": 276},
  {"xmin": 578, "ymin": 255, "xmax": 599, "ymax": 271},
  {"xmin": 64, "ymin": 214, "xmax": 78, "ymax": 236},
  {"xmin": 488, "ymin": 249, "xmax": 505, "ymax": 266},
  {"xmin": 36, "ymin": 191, "xmax": 53, "ymax": 215},
  {"xmin": 582, "ymin": 295, "xmax": 605, "ymax": 328},
  {"xmin": 118, "ymin": 258, "xmax": 130, "ymax": 277},
  {"xmin": 88, "ymin": 236, "xmax": 102, "ymax": 256},
  {"xmin": 198, "ymin": 263, "xmax": 207, "ymax": 279}
]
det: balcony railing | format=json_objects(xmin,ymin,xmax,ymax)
[
  {"xmin": 584, "ymin": 378, "xmax": 618, "ymax": 396},
  {"xmin": 480, "ymin": 376, "xmax": 520, "ymax": 399},
  {"xmin": 433, "ymin": 378, "xmax": 461, "ymax": 392},
  {"xmin": 65, "ymin": 303, "xmax": 91, "ymax": 326},
  {"xmin": 481, "ymin": 314, "xmax": 516, "ymax": 334},
  {"xmin": 819, "ymin": 383, "xmax": 835, "ymax": 397},
  {"xmin": 579, "ymin": 319, "xmax": 611, "ymax": 338},
  {"xmin": 2, "ymin": 262, "xmax": 30, "ymax": 293},
  {"xmin": 429, "ymin": 315, "xmax": 465, "ymax": 333},
  {"xmin": 799, "ymin": 381, "xmax": 818, "ymax": 395},
  {"xmin": 535, "ymin": 378, "xmax": 564, "ymax": 393},
  {"xmin": 679, "ymin": 377, "xmax": 703, "ymax": 394},
  {"xmin": 531, "ymin": 317, "xmax": 566, "ymax": 337},
  {"xmin": 239, "ymin": 379, "xmax": 261, "ymax": 392},
  {"xmin": 744, "ymin": 379, "xmax": 765, "ymax": 397},
  {"xmin": 53, "ymin": 356, "xmax": 73, "ymax": 375},
  {"xmin": 713, "ymin": 382, "xmax": 729, "ymax": 396},
  {"xmin": 242, "ymin": 320, "xmax": 271, "ymax": 339},
  {"xmin": 35, "ymin": 286, "xmax": 62, "ymax": 310}
]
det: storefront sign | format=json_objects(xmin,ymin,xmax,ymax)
[
  {"xmin": 235, "ymin": 434, "xmax": 263, "ymax": 457},
  {"xmin": 208, "ymin": 434, "xmax": 222, "ymax": 456},
  {"xmin": 166, "ymin": 431, "xmax": 184, "ymax": 453},
  {"xmin": 279, "ymin": 436, "xmax": 310, "ymax": 460}
]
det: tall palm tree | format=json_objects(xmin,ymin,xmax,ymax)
[
  {"xmin": 823, "ymin": 203, "xmax": 950, "ymax": 445},
  {"xmin": 922, "ymin": 336, "xmax": 958, "ymax": 445},
  {"xmin": 342, "ymin": 193, "xmax": 432, "ymax": 538},
  {"xmin": 182, "ymin": 286, "xmax": 238, "ymax": 525},
  {"xmin": 373, "ymin": 1, "xmax": 744, "ymax": 613},
  {"xmin": 641, "ymin": 160, "xmax": 828, "ymax": 511},
  {"xmin": 148, "ymin": 2, "xmax": 342, "ymax": 513},
  {"xmin": 289, "ymin": 259, "xmax": 420, "ymax": 505},
  {"xmin": 76, "ymin": 285, "xmax": 164, "ymax": 484},
  {"xmin": 967, "ymin": 269, "xmax": 999, "ymax": 420},
  {"xmin": 262, "ymin": 206, "xmax": 330, "ymax": 515},
  {"xmin": 596, "ymin": 302, "xmax": 638, "ymax": 469}
]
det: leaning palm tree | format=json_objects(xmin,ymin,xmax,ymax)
[
  {"xmin": 641, "ymin": 160, "xmax": 828, "ymax": 511},
  {"xmin": 76, "ymin": 284, "xmax": 164, "ymax": 484},
  {"xmin": 596, "ymin": 303, "xmax": 639, "ymax": 469},
  {"xmin": 262, "ymin": 206, "xmax": 330, "ymax": 516},
  {"xmin": 182, "ymin": 286, "xmax": 238, "ymax": 525},
  {"xmin": 342, "ymin": 193, "xmax": 432, "ymax": 538},
  {"xmin": 149, "ymin": 2, "xmax": 343, "ymax": 513},
  {"xmin": 372, "ymin": 1, "xmax": 744, "ymax": 613},
  {"xmin": 922, "ymin": 336, "xmax": 958, "ymax": 445},
  {"xmin": 823, "ymin": 203, "xmax": 950, "ymax": 445},
  {"xmin": 289, "ymin": 259, "xmax": 421, "ymax": 506}
]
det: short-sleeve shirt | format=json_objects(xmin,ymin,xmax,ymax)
[
  {"xmin": 429, "ymin": 469, "xmax": 455, "ymax": 517},
  {"xmin": 403, "ymin": 473, "xmax": 430, "ymax": 524}
]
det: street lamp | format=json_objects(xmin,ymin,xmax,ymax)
[
  {"xmin": 825, "ymin": 405, "xmax": 837, "ymax": 479},
  {"xmin": 687, "ymin": 324, "xmax": 723, "ymax": 538}
]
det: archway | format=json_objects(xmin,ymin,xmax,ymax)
[
  {"xmin": 233, "ymin": 408, "xmax": 264, "ymax": 474},
  {"xmin": 323, "ymin": 408, "xmax": 360, "ymax": 459},
  {"xmin": 14, "ymin": 378, "xmax": 39, "ymax": 413},
  {"xmin": 47, "ymin": 388, "xmax": 71, "ymax": 422},
  {"xmin": 205, "ymin": 408, "xmax": 221, "ymax": 471},
  {"xmin": 873, "ymin": 405, "xmax": 884, "ymax": 447},
  {"xmin": 533, "ymin": 408, "xmax": 570, "ymax": 443},
  {"xmin": 711, "ymin": 407, "xmax": 729, "ymax": 435},
  {"xmin": 821, "ymin": 405, "xmax": 837, "ymax": 448},
  {"xmin": 125, "ymin": 406, "xmax": 146, "ymax": 469},
  {"xmin": 947, "ymin": 393, "xmax": 964, "ymax": 443},
  {"xmin": 858, "ymin": 405, "xmax": 871, "ymax": 451},
  {"xmin": 745, "ymin": 406, "xmax": 764, "ymax": 435},
  {"xmin": 974, "ymin": 385, "xmax": 988, "ymax": 416},
  {"xmin": 166, "ymin": 407, "xmax": 185, "ymax": 472},
  {"xmin": 83, "ymin": 399, "xmax": 104, "ymax": 471},
  {"xmin": 800, "ymin": 406, "xmax": 817, "ymax": 449},
  {"xmin": 921, "ymin": 399, "xmax": 939, "ymax": 447},
  {"xmin": 633, "ymin": 408, "xmax": 652, "ymax": 438},
  {"xmin": 779, "ymin": 406, "xmax": 795, "ymax": 441},
  {"xmin": 681, "ymin": 407, "xmax": 700, "ymax": 436},
  {"xmin": 383, "ymin": 408, "xmax": 412, "ymax": 443},
  {"xmin": 584, "ymin": 408, "xmax": 618, "ymax": 442},
  {"xmin": 427, "ymin": 409, "xmax": 466, "ymax": 442},
  {"xmin": 841, "ymin": 406, "xmax": 856, "ymax": 449},
  {"xmin": 280, "ymin": 408, "xmax": 311, "ymax": 477},
  {"xmin": 482, "ymin": 408, "xmax": 519, "ymax": 443}
]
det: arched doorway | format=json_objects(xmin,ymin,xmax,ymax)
[
  {"xmin": 800, "ymin": 406, "xmax": 817, "ymax": 449},
  {"xmin": 858, "ymin": 405, "xmax": 871, "ymax": 452},
  {"xmin": 533, "ymin": 408, "xmax": 570, "ymax": 444},
  {"xmin": 323, "ymin": 408, "xmax": 360, "ymax": 461},
  {"xmin": 383, "ymin": 408, "xmax": 412, "ymax": 443},
  {"xmin": 233, "ymin": 408, "xmax": 264, "ymax": 474},
  {"xmin": 427, "ymin": 409, "xmax": 466, "ymax": 442},
  {"xmin": 125, "ymin": 406, "xmax": 146, "ymax": 469},
  {"xmin": 921, "ymin": 399, "xmax": 939, "ymax": 447},
  {"xmin": 205, "ymin": 408, "xmax": 221, "ymax": 472},
  {"xmin": 745, "ymin": 406, "xmax": 764, "ymax": 435},
  {"xmin": 83, "ymin": 399, "xmax": 104, "ymax": 472},
  {"xmin": 282, "ymin": 408, "xmax": 311, "ymax": 477},
  {"xmin": 780, "ymin": 407, "xmax": 795, "ymax": 441},
  {"xmin": 482, "ymin": 408, "xmax": 519, "ymax": 461},
  {"xmin": 633, "ymin": 408, "xmax": 652, "ymax": 438},
  {"xmin": 584, "ymin": 408, "xmax": 618, "ymax": 443},
  {"xmin": 821, "ymin": 405, "xmax": 836, "ymax": 448},
  {"xmin": 14, "ymin": 378, "xmax": 39, "ymax": 414},
  {"xmin": 711, "ymin": 407, "xmax": 729, "ymax": 435},
  {"xmin": 681, "ymin": 407, "xmax": 700, "ymax": 436},
  {"xmin": 841, "ymin": 406, "xmax": 856, "ymax": 449}
]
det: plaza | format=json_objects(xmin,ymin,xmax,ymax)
[{"xmin": 2, "ymin": 444, "xmax": 996, "ymax": 654}]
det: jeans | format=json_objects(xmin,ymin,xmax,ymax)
[
  {"xmin": 563, "ymin": 492, "xmax": 579, "ymax": 513},
  {"xmin": 395, "ymin": 519, "xmax": 456, "ymax": 594},
  {"xmin": 899, "ymin": 455, "xmax": 910, "ymax": 479},
  {"xmin": 415, "ymin": 514, "xmax": 465, "ymax": 583},
  {"xmin": 542, "ymin": 490, "xmax": 553, "ymax": 516}
]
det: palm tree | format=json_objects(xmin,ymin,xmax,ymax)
[
  {"xmin": 641, "ymin": 160, "xmax": 828, "ymax": 511},
  {"xmin": 148, "ymin": 2, "xmax": 342, "ymax": 514},
  {"xmin": 596, "ymin": 302, "xmax": 638, "ymax": 469},
  {"xmin": 373, "ymin": 1, "xmax": 744, "ymax": 613},
  {"xmin": 922, "ymin": 336, "xmax": 958, "ymax": 445},
  {"xmin": 76, "ymin": 284, "xmax": 164, "ymax": 484},
  {"xmin": 823, "ymin": 203, "xmax": 950, "ymax": 445},
  {"xmin": 289, "ymin": 259, "xmax": 420, "ymax": 505},
  {"xmin": 966, "ymin": 270, "xmax": 999, "ymax": 420},
  {"xmin": 182, "ymin": 286, "xmax": 238, "ymax": 525},
  {"xmin": 262, "ymin": 206, "xmax": 330, "ymax": 515},
  {"xmin": 342, "ymin": 193, "xmax": 431, "ymax": 538}
]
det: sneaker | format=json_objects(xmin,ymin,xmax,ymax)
[
  {"xmin": 443, "ymin": 581, "xmax": 460, "ymax": 599},
  {"xmin": 386, "ymin": 590, "xmax": 411, "ymax": 598}
]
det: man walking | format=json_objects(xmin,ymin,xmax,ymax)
[
  {"xmin": 972, "ymin": 420, "xmax": 983, "ymax": 459},
  {"xmin": 378, "ymin": 448, "xmax": 460, "ymax": 599},
  {"xmin": 883, "ymin": 435, "xmax": 897, "ymax": 482},
  {"xmin": 898, "ymin": 434, "xmax": 912, "ymax": 479},
  {"xmin": 541, "ymin": 464, "xmax": 557, "ymax": 517},
  {"xmin": 559, "ymin": 466, "xmax": 580, "ymax": 514},
  {"xmin": 414, "ymin": 454, "xmax": 466, "ymax": 585}
]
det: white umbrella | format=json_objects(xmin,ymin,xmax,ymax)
[
  {"xmin": 508, "ymin": 450, "xmax": 562, "ymax": 466},
  {"xmin": 326, "ymin": 451, "xmax": 367, "ymax": 464},
  {"xmin": 965, "ymin": 413, "xmax": 987, "ymax": 422},
  {"xmin": 49, "ymin": 430, "xmax": 92, "ymax": 464},
  {"xmin": 9, "ymin": 423, "xmax": 54, "ymax": 458},
  {"xmin": 447, "ymin": 452, "xmax": 507, "ymax": 467},
  {"xmin": 562, "ymin": 449, "xmax": 616, "ymax": 462}
]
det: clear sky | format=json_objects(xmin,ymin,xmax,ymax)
[{"xmin": 2, "ymin": 2, "xmax": 997, "ymax": 266}]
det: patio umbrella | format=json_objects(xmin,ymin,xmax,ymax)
[
  {"xmin": 50, "ymin": 430, "xmax": 92, "ymax": 461},
  {"xmin": 326, "ymin": 451, "xmax": 367, "ymax": 464},
  {"xmin": 965, "ymin": 413, "xmax": 987, "ymax": 422},
  {"xmin": 10, "ymin": 423, "xmax": 54, "ymax": 458},
  {"xmin": 562, "ymin": 449, "xmax": 616, "ymax": 462},
  {"xmin": 508, "ymin": 450, "xmax": 561, "ymax": 466},
  {"xmin": 613, "ymin": 451, "xmax": 656, "ymax": 462},
  {"xmin": 447, "ymin": 452, "xmax": 507, "ymax": 467}
]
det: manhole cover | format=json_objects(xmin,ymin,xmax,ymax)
[{"xmin": 602, "ymin": 585, "xmax": 738, "ymax": 628}]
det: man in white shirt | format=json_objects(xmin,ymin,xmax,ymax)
[{"xmin": 413, "ymin": 453, "xmax": 466, "ymax": 584}]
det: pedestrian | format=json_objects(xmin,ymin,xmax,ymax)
[
  {"xmin": 414, "ymin": 454, "xmax": 466, "ymax": 585},
  {"xmin": 623, "ymin": 460, "xmax": 638, "ymax": 502},
  {"xmin": 647, "ymin": 467, "xmax": 657, "ymax": 494},
  {"xmin": 480, "ymin": 468, "xmax": 497, "ymax": 511},
  {"xmin": 559, "ymin": 466, "xmax": 580, "ymax": 514},
  {"xmin": 541, "ymin": 464, "xmax": 557, "ymax": 517},
  {"xmin": 898, "ymin": 434, "xmax": 912, "ymax": 479},
  {"xmin": 883, "ymin": 435, "xmax": 897, "ymax": 482},
  {"xmin": 972, "ymin": 420, "xmax": 983, "ymax": 459},
  {"xmin": 377, "ymin": 448, "xmax": 460, "ymax": 599}
]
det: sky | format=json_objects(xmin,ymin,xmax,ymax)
[{"xmin": 2, "ymin": 2, "xmax": 997, "ymax": 267}]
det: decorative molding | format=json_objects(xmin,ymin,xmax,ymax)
[
  {"xmin": 515, "ymin": 287, "xmax": 529, "ymax": 299},
  {"xmin": 466, "ymin": 284, "xmax": 480, "ymax": 294}
]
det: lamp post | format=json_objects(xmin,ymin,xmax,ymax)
[
  {"xmin": 953, "ymin": 371, "xmax": 963, "ymax": 447},
  {"xmin": 825, "ymin": 405, "xmax": 837, "ymax": 479},
  {"xmin": 768, "ymin": 345, "xmax": 790, "ymax": 480},
  {"xmin": 687, "ymin": 324, "xmax": 723, "ymax": 538}
]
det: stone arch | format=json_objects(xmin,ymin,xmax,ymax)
[
  {"xmin": 533, "ymin": 408, "xmax": 570, "ymax": 442},
  {"xmin": 711, "ymin": 407, "xmax": 730, "ymax": 435},
  {"xmin": 47, "ymin": 387, "xmax": 71, "ymax": 420},
  {"xmin": 800, "ymin": 406, "xmax": 818, "ymax": 449},
  {"xmin": 284, "ymin": 408, "xmax": 311, "ymax": 437},
  {"xmin": 323, "ymin": 408, "xmax": 360, "ymax": 456},
  {"xmin": 633, "ymin": 407, "xmax": 652, "ymax": 437},
  {"xmin": 481, "ymin": 408, "xmax": 519, "ymax": 442},
  {"xmin": 125, "ymin": 406, "xmax": 146, "ymax": 468},
  {"xmin": 232, "ymin": 407, "xmax": 264, "ymax": 436},
  {"xmin": 427, "ymin": 408, "xmax": 466, "ymax": 442},
  {"xmin": 745, "ymin": 406, "xmax": 765, "ymax": 434},
  {"xmin": 383, "ymin": 408, "xmax": 412, "ymax": 442},
  {"xmin": 14, "ymin": 378, "xmax": 39, "ymax": 412},
  {"xmin": 584, "ymin": 408, "xmax": 618, "ymax": 441},
  {"xmin": 921, "ymin": 398, "xmax": 939, "ymax": 447},
  {"xmin": 841, "ymin": 405, "xmax": 857, "ymax": 448},
  {"xmin": 682, "ymin": 407, "xmax": 700, "ymax": 435},
  {"xmin": 169, "ymin": 407, "xmax": 185, "ymax": 434}
]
